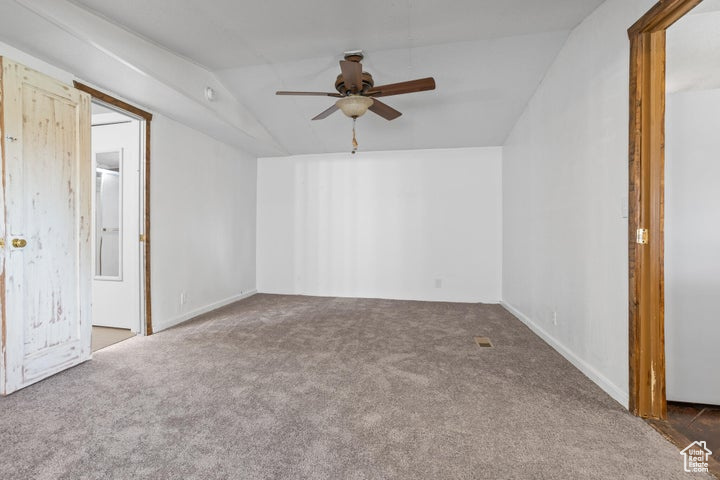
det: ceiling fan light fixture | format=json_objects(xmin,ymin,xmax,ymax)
[{"xmin": 335, "ymin": 95, "xmax": 374, "ymax": 118}]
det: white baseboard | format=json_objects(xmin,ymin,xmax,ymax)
[
  {"xmin": 500, "ymin": 301, "xmax": 629, "ymax": 409},
  {"xmin": 154, "ymin": 290, "xmax": 257, "ymax": 332},
  {"xmin": 257, "ymin": 289, "xmax": 500, "ymax": 304}
]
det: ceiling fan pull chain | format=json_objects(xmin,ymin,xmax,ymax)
[{"xmin": 351, "ymin": 117, "xmax": 359, "ymax": 154}]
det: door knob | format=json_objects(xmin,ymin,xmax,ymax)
[{"xmin": 12, "ymin": 238, "xmax": 27, "ymax": 248}]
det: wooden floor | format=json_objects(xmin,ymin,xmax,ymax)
[
  {"xmin": 91, "ymin": 326, "xmax": 135, "ymax": 352},
  {"xmin": 648, "ymin": 402, "xmax": 720, "ymax": 478}
]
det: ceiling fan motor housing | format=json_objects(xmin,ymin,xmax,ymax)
[
  {"xmin": 275, "ymin": 49, "xmax": 435, "ymax": 122},
  {"xmin": 335, "ymin": 72, "xmax": 374, "ymax": 95}
]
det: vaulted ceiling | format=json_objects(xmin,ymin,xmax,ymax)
[
  {"xmin": 70, "ymin": 0, "xmax": 605, "ymax": 70},
  {"xmin": 1, "ymin": 0, "xmax": 607, "ymax": 155}
]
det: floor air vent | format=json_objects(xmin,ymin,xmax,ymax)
[{"xmin": 475, "ymin": 336, "xmax": 493, "ymax": 348}]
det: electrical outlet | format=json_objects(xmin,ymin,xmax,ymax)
[
  {"xmin": 552, "ymin": 311, "xmax": 558, "ymax": 326},
  {"xmin": 180, "ymin": 292, "xmax": 187, "ymax": 308},
  {"xmin": 435, "ymin": 278, "xmax": 442, "ymax": 288}
]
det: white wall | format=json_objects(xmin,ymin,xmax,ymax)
[
  {"xmin": 257, "ymin": 148, "xmax": 502, "ymax": 303},
  {"xmin": 0, "ymin": 40, "xmax": 74, "ymax": 84},
  {"xmin": 501, "ymin": 0, "xmax": 657, "ymax": 408},
  {"xmin": 1, "ymin": 41, "xmax": 258, "ymax": 333},
  {"xmin": 151, "ymin": 117, "xmax": 257, "ymax": 331},
  {"xmin": 665, "ymin": 89, "xmax": 720, "ymax": 404}
]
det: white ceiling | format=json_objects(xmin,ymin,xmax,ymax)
[
  {"xmin": 667, "ymin": 0, "xmax": 720, "ymax": 94},
  {"xmin": 68, "ymin": 0, "xmax": 605, "ymax": 155},
  {"xmin": 70, "ymin": 0, "xmax": 604, "ymax": 70},
  {"xmin": 91, "ymin": 103, "xmax": 113, "ymax": 115},
  {"xmin": 3, "ymin": 0, "xmax": 607, "ymax": 155},
  {"xmin": 217, "ymin": 32, "xmax": 570, "ymax": 154}
]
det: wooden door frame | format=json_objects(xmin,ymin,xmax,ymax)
[
  {"xmin": 73, "ymin": 82, "xmax": 154, "ymax": 336},
  {"xmin": 627, "ymin": 0, "xmax": 702, "ymax": 419}
]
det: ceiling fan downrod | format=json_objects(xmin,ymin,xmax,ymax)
[{"xmin": 351, "ymin": 117, "xmax": 359, "ymax": 154}]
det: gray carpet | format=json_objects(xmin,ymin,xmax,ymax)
[{"xmin": 0, "ymin": 294, "xmax": 708, "ymax": 479}]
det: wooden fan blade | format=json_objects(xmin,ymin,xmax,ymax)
[
  {"xmin": 340, "ymin": 60, "xmax": 363, "ymax": 94},
  {"xmin": 312, "ymin": 104, "xmax": 339, "ymax": 120},
  {"xmin": 367, "ymin": 77, "xmax": 436, "ymax": 97},
  {"xmin": 276, "ymin": 91, "xmax": 343, "ymax": 98},
  {"xmin": 368, "ymin": 99, "xmax": 402, "ymax": 121}
]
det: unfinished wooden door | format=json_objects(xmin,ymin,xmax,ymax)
[{"xmin": 0, "ymin": 58, "xmax": 92, "ymax": 395}]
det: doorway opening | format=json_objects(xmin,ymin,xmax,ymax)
[
  {"xmin": 627, "ymin": 0, "xmax": 703, "ymax": 421},
  {"xmin": 662, "ymin": 1, "xmax": 720, "ymax": 473},
  {"xmin": 91, "ymin": 104, "xmax": 141, "ymax": 351},
  {"xmin": 628, "ymin": 1, "xmax": 720, "ymax": 474},
  {"xmin": 74, "ymin": 82, "xmax": 154, "ymax": 350}
]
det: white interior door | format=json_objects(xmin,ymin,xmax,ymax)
[
  {"xmin": 1, "ymin": 58, "xmax": 92, "ymax": 395},
  {"xmin": 91, "ymin": 117, "xmax": 142, "ymax": 331}
]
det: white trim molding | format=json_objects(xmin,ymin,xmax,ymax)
[
  {"xmin": 154, "ymin": 290, "xmax": 257, "ymax": 332},
  {"xmin": 501, "ymin": 301, "xmax": 629, "ymax": 409}
]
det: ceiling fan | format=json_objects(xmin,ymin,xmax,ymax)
[{"xmin": 276, "ymin": 51, "xmax": 436, "ymax": 152}]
